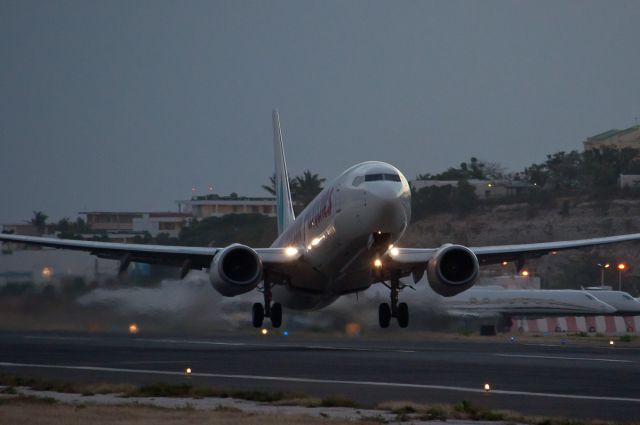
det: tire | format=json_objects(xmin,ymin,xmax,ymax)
[
  {"xmin": 397, "ymin": 302, "xmax": 409, "ymax": 328},
  {"xmin": 252, "ymin": 303, "xmax": 264, "ymax": 328},
  {"xmin": 378, "ymin": 303, "xmax": 391, "ymax": 328},
  {"xmin": 271, "ymin": 303, "xmax": 283, "ymax": 328}
]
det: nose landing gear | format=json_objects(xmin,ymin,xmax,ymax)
[
  {"xmin": 378, "ymin": 274, "xmax": 410, "ymax": 328},
  {"xmin": 252, "ymin": 280, "xmax": 282, "ymax": 328}
]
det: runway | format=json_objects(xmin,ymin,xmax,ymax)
[{"xmin": 0, "ymin": 331, "xmax": 638, "ymax": 421}]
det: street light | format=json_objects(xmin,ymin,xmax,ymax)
[
  {"xmin": 617, "ymin": 263, "xmax": 627, "ymax": 291},
  {"xmin": 597, "ymin": 263, "xmax": 611, "ymax": 286}
]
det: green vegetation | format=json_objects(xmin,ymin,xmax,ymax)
[
  {"xmin": 319, "ymin": 395, "xmax": 358, "ymax": 408},
  {"xmin": 411, "ymin": 148, "xmax": 640, "ymax": 220},
  {"xmin": 178, "ymin": 214, "xmax": 277, "ymax": 247}
]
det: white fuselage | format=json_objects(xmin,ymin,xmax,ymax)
[
  {"xmin": 272, "ymin": 161, "xmax": 411, "ymax": 310},
  {"xmin": 442, "ymin": 287, "xmax": 617, "ymax": 318},
  {"xmin": 584, "ymin": 289, "xmax": 640, "ymax": 314}
]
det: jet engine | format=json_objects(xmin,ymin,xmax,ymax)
[
  {"xmin": 209, "ymin": 244, "xmax": 263, "ymax": 297},
  {"xmin": 427, "ymin": 244, "xmax": 479, "ymax": 297}
]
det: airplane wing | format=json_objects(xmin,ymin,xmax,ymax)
[
  {"xmin": 386, "ymin": 233, "xmax": 640, "ymax": 275},
  {"xmin": 0, "ymin": 234, "xmax": 300, "ymax": 272}
]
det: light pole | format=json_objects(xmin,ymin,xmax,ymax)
[
  {"xmin": 617, "ymin": 263, "xmax": 627, "ymax": 291},
  {"xmin": 597, "ymin": 263, "xmax": 611, "ymax": 286}
]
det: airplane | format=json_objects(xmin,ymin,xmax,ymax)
[
  {"xmin": 3, "ymin": 110, "xmax": 640, "ymax": 329},
  {"xmin": 583, "ymin": 287, "xmax": 640, "ymax": 315},
  {"xmin": 436, "ymin": 286, "xmax": 617, "ymax": 333},
  {"xmin": 441, "ymin": 287, "xmax": 617, "ymax": 318}
]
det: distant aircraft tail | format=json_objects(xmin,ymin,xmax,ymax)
[{"xmin": 272, "ymin": 109, "xmax": 296, "ymax": 235}]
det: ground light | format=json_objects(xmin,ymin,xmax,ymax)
[
  {"xmin": 483, "ymin": 383, "xmax": 491, "ymax": 392},
  {"xmin": 128, "ymin": 323, "xmax": 139, "ymax": 334},
  {"xmin": 185, "ymin": 368, "xmax": 192, "ymax": 375}
]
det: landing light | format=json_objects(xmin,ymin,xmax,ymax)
[
  {"xmin": 261, "ymin": 328, "xmax": 268, "ymax": 335},
  {"xmin": 128, "ymin": 323, "xmax": 139, "ymax": 334},
  {"xmin": 185, "ymin": 367, "xmax": 192, "ymax": 375},
  {"xmin": 501, "ymin": 261, "xmax": 508, "ymax": 267},
  {"xmin": 389, "ymin": 247, "xmax": 399, "ymax": 257},
  {"xmin": 520, "ymin": 270, "xmax": 529, "ymax": 277},
  {"xmin": 374, "ymin": 259, "xmax": 383, "ymax": 268},
  {"xmin": 285, "ymin": 247, "xmax": 299, "ymax": 257},
  {"xmin": 617, "ymin": 263, "xmax": 627, "ymax": 271},
  {"xmin": 483, "ymin": 383, "xmax": 491, "ymax": 392},
  {"xmin": 311, "ymin": 237, "xmax": 321, "ymax": 247},
  {"xmin": 609, "ymin": 340, "xmax": 615, "ymax": 346}
]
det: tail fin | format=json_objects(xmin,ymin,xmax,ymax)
[{"xmin": 272, "ymin": 109, "xmax": 296, "ymax": 235}]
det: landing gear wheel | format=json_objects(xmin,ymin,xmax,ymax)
[
  {"xmin": 379, "ymin": 303, "xmax": 391, "ymax": 328},
  {"xmin": 252, "ymin": 303, "xmax": 264, "ymax": 328},
  {"xmin": 271, "ymin": 303, "xmax": 282, "ymax": 328},
  {"xmin": 397, "ymin": 302, "xmax": 409, "ymax": 328}
]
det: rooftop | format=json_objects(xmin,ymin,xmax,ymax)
[{"xmin": 587, "ymin": 125, "xmax": 640, "ymax": 141}]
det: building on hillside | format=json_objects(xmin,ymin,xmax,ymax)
[
  {"xmin": 583, "ymin": 125, "xmax": 640, "ymax": 151},
  {"xmin": 80, "ymin": 212, "xmax": 144, "ymax": 232},
  {"xmin": 619, "ymin": 174, "xmax": 640, "ymax": 189},
  {"xmin": 1, "ymin": 223, "xmax": 56, "ymax": 236},
  {"xmin": 410, "ymin": 179, "xmax": 533, "ymax": 200},
  {"xmin": 177, "ymin": 193, "xmax": 276, "ymax": 219},
  {"xmin": 132, "ymin": 212, "xmax": 192, "ymax": 238},
  {"xmin": 80, "ymin": 211, "xmax": 193, "ymax": 239}
]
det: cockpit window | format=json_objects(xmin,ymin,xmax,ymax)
[
  {"xmin": 352, "ymin": 176, "xmax": 364, "ymax": 186},
  {"xmin": 585, "ymin": 294, "xmax": 595, "ymax": 301},
  {"xmin": 622, "ymin": 294, "xmax": 633, "ymax": 301},
  {"xmin": 364, "ymin": 173, "xmax": 401, "ymax": 182}
]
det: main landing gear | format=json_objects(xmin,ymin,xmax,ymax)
[
  {"xmin": 378, "ymin": 274, "xmax": 409, "ymax": 328},
  {"xmin": 252, "ymin": 280, "xmax": 282, "ymax": 328}
]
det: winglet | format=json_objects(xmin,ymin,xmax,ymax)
[{"xmin": 273, "ymin": 110, "xmax": 296, "ymax": 235}]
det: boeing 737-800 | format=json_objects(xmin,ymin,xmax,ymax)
[{"xmin": 3, "ymin": 110, "xmax": 640, "ymax": 329}]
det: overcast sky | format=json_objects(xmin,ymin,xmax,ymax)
[{"xmin": 1, "ymin": 0, "xmax": 639, "ymax": 223}]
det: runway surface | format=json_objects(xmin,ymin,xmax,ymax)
[{"xmin": 0, "ymin": 331, "xmax": 638, "ymax": 421}]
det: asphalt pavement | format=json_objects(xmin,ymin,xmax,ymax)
[{"xmin": 0, "ymin": 331, "xmax": 638, "ymax": 421}]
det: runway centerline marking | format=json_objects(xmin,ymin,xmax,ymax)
[
  {"xmin": 24, "ymin": 335, "xmax": 416, "ymax": 354},
  {"xmin": 1, "ymin": 362, "xmax": 639, "ymax": 404},
  {"xmin": 495, "ymin": 354, "xmax": 633, "ymax": 363}
]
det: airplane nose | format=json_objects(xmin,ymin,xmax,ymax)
[{"xmin": 366, "ymin": 182, "xmax": 403, "ymax": 201}]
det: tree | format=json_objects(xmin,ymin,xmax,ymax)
[
  {"xmin": 261, "ymin": 173, "xmax": 299, "ymax": 197},
  {"xmin": 30, "ymin": 211, "xmax": 48, "ymax": 234},
  {"xmin": 292, "ymin": 170, "xmax": 326, "ymax": 209}
]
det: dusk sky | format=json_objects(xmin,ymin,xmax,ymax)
[{"xmin": 1, "ymin": 0, "xmax": 639, "ymax": 223}]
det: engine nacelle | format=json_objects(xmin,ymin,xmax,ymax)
[
  {"xmin": 427, "ymin": 244, "xmax": 479, "ymax": 297},
  {"xmin": 209, "ymin": 244, "xmax": 263, "ymax": 297}
]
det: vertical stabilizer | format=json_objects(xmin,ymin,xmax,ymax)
[{"xmin": 273, "ymin": 110, "xmax": 296, "ymax": 235}]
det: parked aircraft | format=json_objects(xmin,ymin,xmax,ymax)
[
  {"xmin": 442, "ymin": 287, "xmax": 617, "ymax": 319},
  {"xmin": 3, "ymin": 111, "xmax": 640, "ymax": 329},
  {"xmin": 583, "ymin": 287, "xmax": 640, "ymax": 315}
]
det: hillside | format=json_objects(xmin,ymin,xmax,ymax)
[{"xmin": 402, "ymin": 198, "xmax": 640, "ymax": 293}]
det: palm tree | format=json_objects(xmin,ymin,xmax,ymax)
[
  {"xmin": 261, "ymin": 174, "xmax": 277, "ymax": 196},
  {"xmin": 292, "ymin": 170, "xmax": 326, "ymax": 210},
  {"xmin": 261, "ymin": 173, "xmax": 299, "ymax": 197},
  {"xmin": 30, "ymin": 211, "xmax": 48, "ymax": 234}
]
